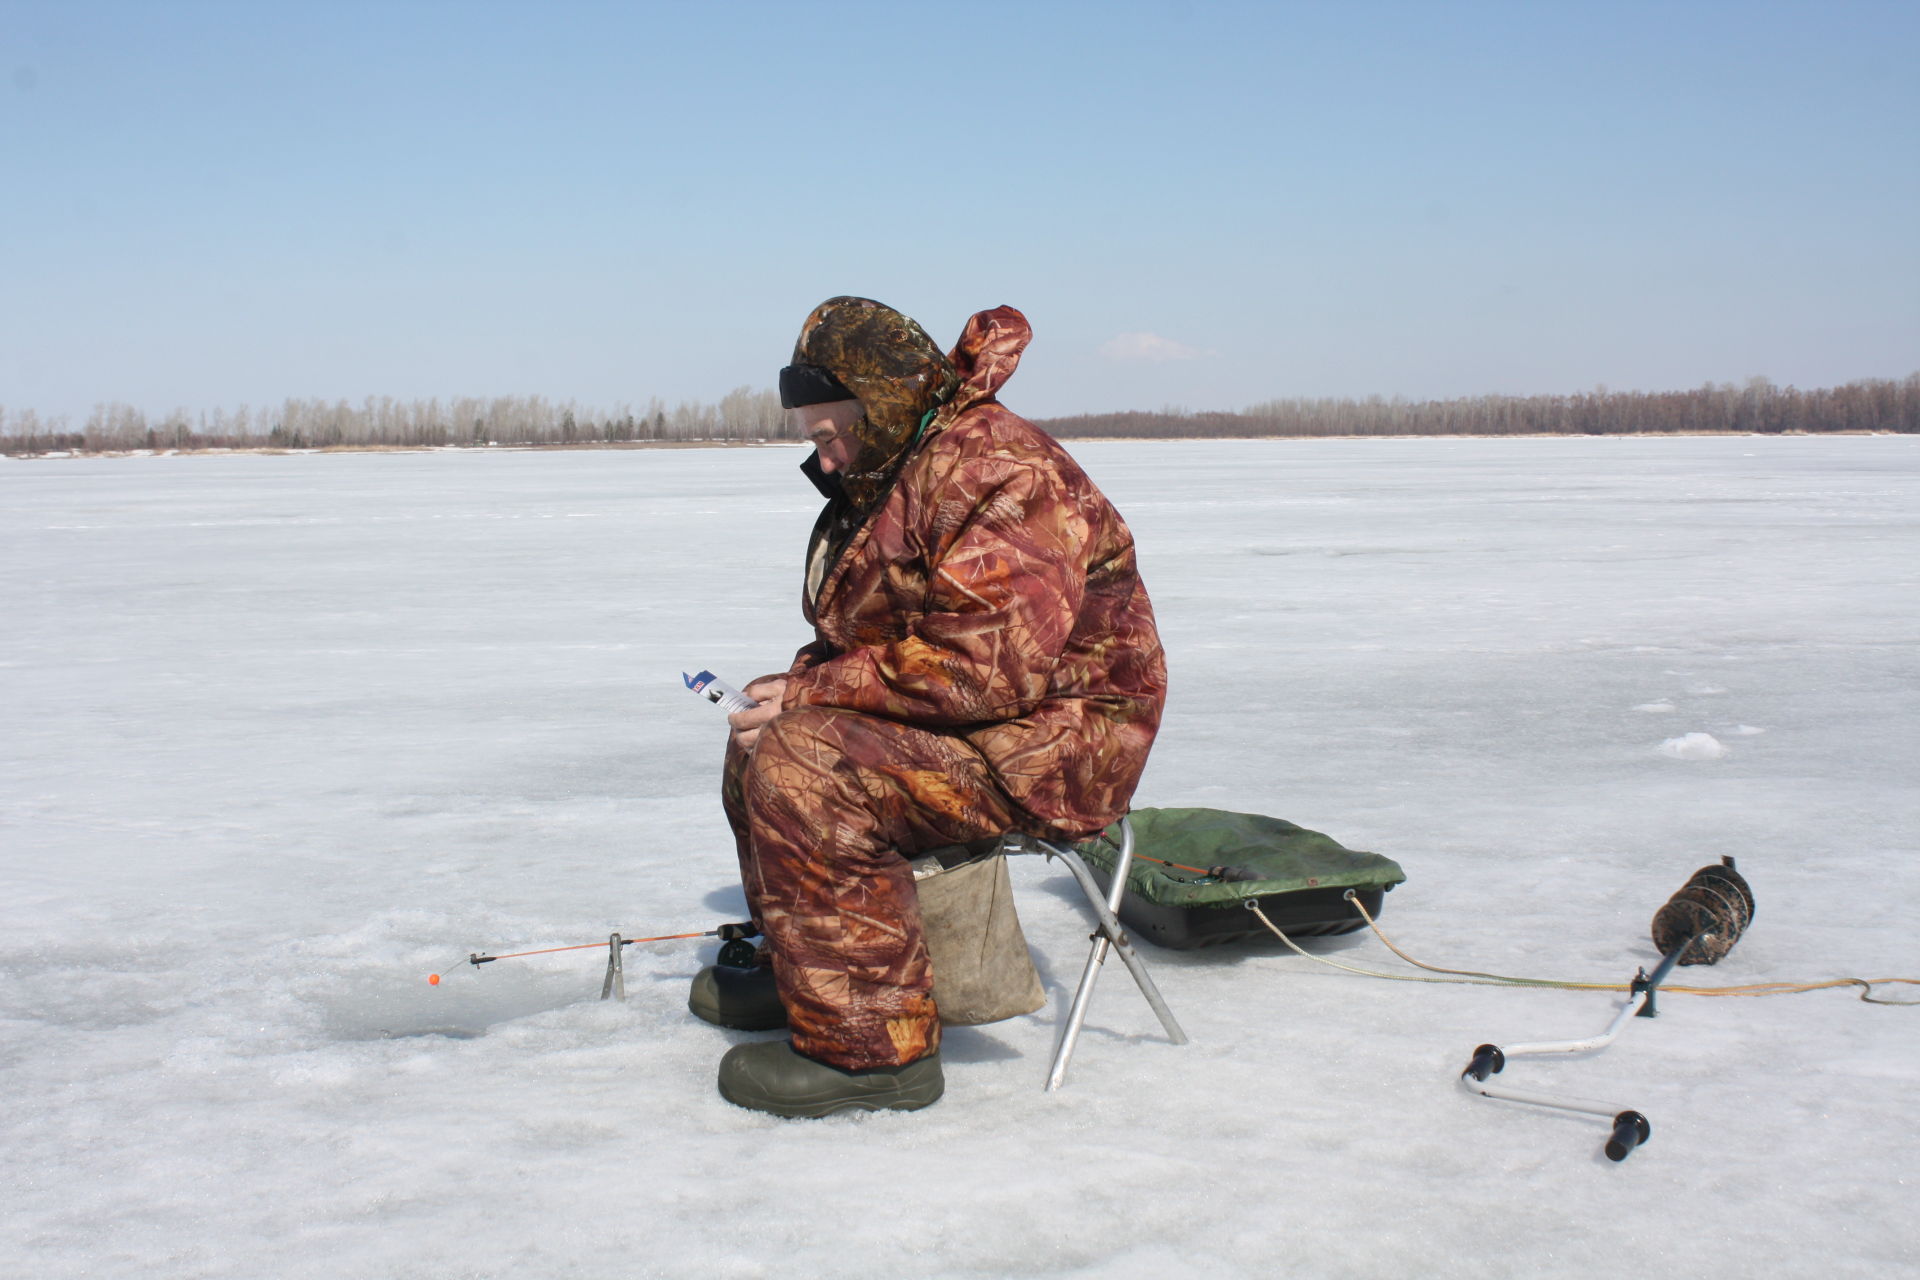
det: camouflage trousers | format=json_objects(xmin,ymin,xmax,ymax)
[{"xmin": 721, "ymin": 706, "xmax": 1019, "ymax": 1070}]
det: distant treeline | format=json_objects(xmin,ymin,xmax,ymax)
[
  {"xmin": 1037, "ymin": 375, "xmax": 1920, "ymax": 439},
  {"xmin": 0, "ymin": 388, "xmax": 791, "ymax": 456},
  {"xmin": 3, "ymin": 374, "xmax": 1915, "ymax": 456}
]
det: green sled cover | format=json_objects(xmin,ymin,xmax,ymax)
[{"xmin": 1073, "ymin": 807, "xmax": 1407, "ymax": 948}]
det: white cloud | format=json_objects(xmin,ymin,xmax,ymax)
[{"xmin": 1098, "ymin": 332, "xmax": 1211, "ymax": 363}]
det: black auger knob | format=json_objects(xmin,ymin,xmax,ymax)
[
  {"xmin": 1463, "ymin": 1044, "xmax": 1505, "ymax": 1081},
  {"xmin": 1606, "ymin": 1111, "xmax": 1652, "ymax": 1162}
]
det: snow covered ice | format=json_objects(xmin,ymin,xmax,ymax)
[
  {"xmin": 3, "ymin": 435, "xmax": 1917, "ymax": 1278},
  {"xmin": 1657, "ymin": 731, "xmax": 1729, "ymax": 761}
]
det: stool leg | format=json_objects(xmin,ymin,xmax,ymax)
[
  {"xmin": 1047, "ymin": 900, "xmax": 1112, "ymax": 1091},
  {"xmin": 1039, "ymin": 822, "xmax": 1187, "ymax": 1090},
  {"xmin": 1046, "ymin": 848, "xmax": 1188, "ymax": 1047}
]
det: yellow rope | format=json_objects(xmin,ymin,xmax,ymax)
[{"xmin": 1244, "ymin": 898, "xmax": 1920, "ymax": 1005}]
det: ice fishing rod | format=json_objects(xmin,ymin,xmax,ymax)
[
  {"xmin": 428, "ymin": 921, "xmax": 758, "ymax": 989},
  {"xmin": 1457, "ymin": 857, "xmax": 1756, "ymax": 1163}
]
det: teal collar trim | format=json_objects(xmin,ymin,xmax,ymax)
[{"xmin": 911, "ymin": 407, "xmax": 937, "ymax": 449}]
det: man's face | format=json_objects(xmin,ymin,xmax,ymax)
[{"xmin": 794, "ymin": 399, "xmax": 863, "ymax": 475}]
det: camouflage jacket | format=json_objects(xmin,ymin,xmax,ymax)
[{"xmin": 780, "ymin": 306, "xmax": 1167, "ymax": 838}]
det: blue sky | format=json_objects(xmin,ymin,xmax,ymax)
[{"xmin": 3, "ymin": 0, "xmax": 1915, "ymax": 422}]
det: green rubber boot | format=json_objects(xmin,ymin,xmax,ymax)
[
  {"xmin": 717, "ymin": 1041, "xmax": 944, "ymax": 1118},
  {"xmin": 688, "ymin": 963, "xmax": 788, "ymax": 1031}
]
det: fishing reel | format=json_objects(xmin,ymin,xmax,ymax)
[
  {"xmin": 1650, "ymin": 856, "xmax": 1754, "ymax": 965},
  {"xmin": 715, "ymin": 921, "xmax": 761, "ymax": 968}
]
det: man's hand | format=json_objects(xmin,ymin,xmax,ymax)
[{"xmin": 727, "ymin": 676, "xmax": 788, "ymax": 752}]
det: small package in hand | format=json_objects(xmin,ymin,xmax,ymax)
[{"xmin": 683, "ymin": 670, "xmax": 757, "ymax": 714}]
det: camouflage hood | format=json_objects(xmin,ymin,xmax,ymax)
[
  {"xmin": 942, "ymin": 304, "xmax": 1031, "ymax": 419},
  {"xmin": 790, "ymin": 297, "xmax": 960, "ymax": 511}
]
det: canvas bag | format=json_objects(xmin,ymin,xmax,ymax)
[{"xmin": 910, "ymin": 850, "xmax": 1047, "ymax": 1026}]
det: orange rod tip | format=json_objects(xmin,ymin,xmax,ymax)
[{"xmin": 428, "ymin": 974, "xmax": 441, "ymax": 985}]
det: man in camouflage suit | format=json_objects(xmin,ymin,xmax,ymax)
[{"xmin": 698, "ymin": 297, "xmax": 1166, "ymax": 1117}]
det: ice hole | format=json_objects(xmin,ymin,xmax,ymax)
[{"xmin": 323, "ymin": 965, "xmax": 594, "ymax": 1042}]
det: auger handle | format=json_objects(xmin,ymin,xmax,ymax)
[
  {"xmin": 1462, "ymin": 1043, "xmax": 1505, "ymax": 1082},
  {"xmin": 1606, "ymin": 1111, "xmax": 1651, "ymax": 1161}
]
